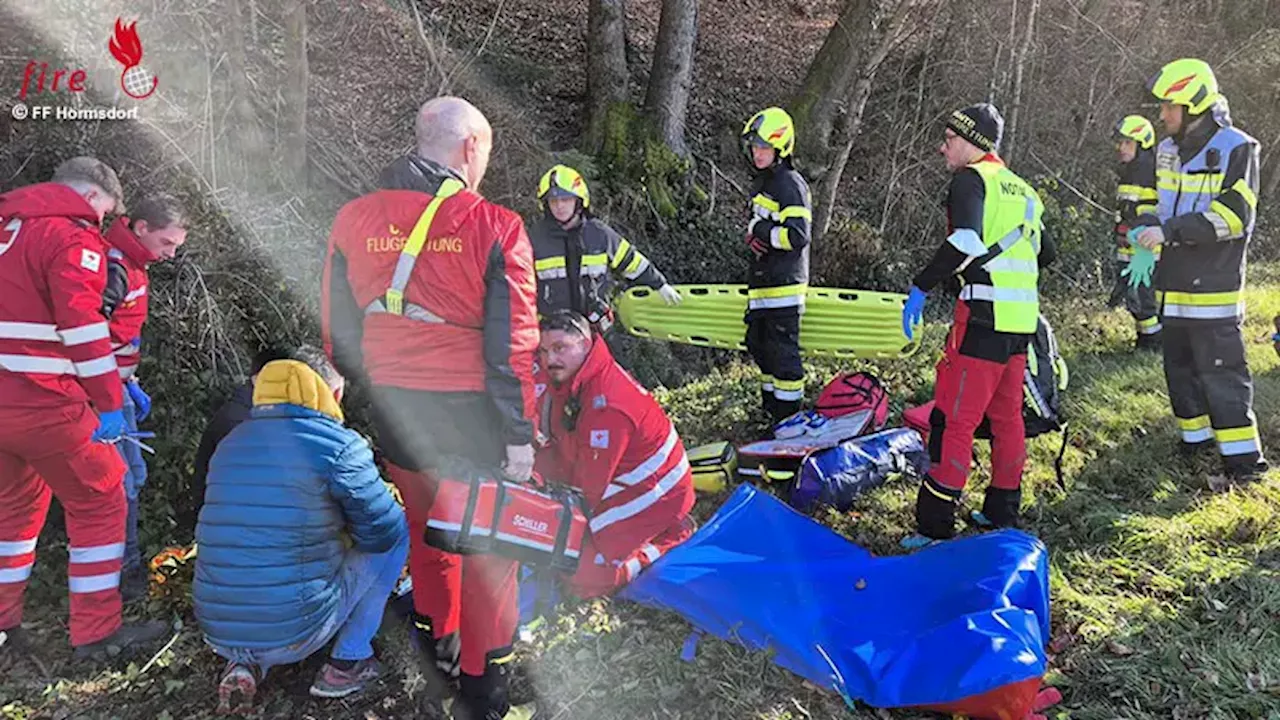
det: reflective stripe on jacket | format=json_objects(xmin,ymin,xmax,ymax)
[
  {"xmin": 0, "ymin": 183, "xmax": 121, "ymax": 411},
  {"xmin": 746, "ymin": 164, "xmax": 811, "ymax": 314},
  {"xmin": 528, "ymin": 216, "xmax": 668, "ymax": 321},
  {"xmin": 951, "ymin": 159, "xmax": 1044, "ymax": 334},
  {"xmin": 1148, "ymin": 117, "xmax": 1260, "ymax": 325},
  {"xmin": 534, "ymin": 339, "xmax": 695, "ymax": 563}
]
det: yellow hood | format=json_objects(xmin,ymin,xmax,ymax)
[{"xmin": 252, "ymin": 360, "xmax": 344, "ymax": 422}]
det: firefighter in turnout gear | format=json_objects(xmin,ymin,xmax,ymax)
[
  {"xmin": 901, "ymin": 104, "xmax": 1056, "ymax": 545},
  {"xmin": 740, "ymin": 107, "xmax": 812, "ymax": 423},
  {"xmin": 1111, "ymin": 115, "xmax": 1162, "ymax": 349},
  {"xmin": 529, "ymin": 165, "xmax": 680, "ymax": 329},
  {"xmin": 1134, "ymin": 58, "xmax": 1267, "ymax": 482}
]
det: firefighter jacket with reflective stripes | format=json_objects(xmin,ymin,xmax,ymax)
[
  {"xmin": 747, "ymin": 163, "xmax": 812, "ymax": 314},
  {"xmin": 1140, "ymin": 114, "xmax": 1261, "ymax": 325},
  {"xmin": 323, "ymin": 155, "xmax": 539, "ymax": 446},
  {"xmin": 0, "ymin": 183, "xmax": 122, "ymax": 411},
  {"xmin": 534, "ymin": 337, "xmax": 695, "ymax": 564},
  {"xmin": 913, "ymin": 156, "xmax": 1049, "ymax": 335},
  {"xmin": 101, "ymin": 218, "xmax": 155, "ymax": 382},
  {"xmin": 528, "ymin": 216, "xmax": 668, "ymax": 322},
  {"xmin": 1114, "ymin": 149, "xmax": 1159, "ymax": 259}
]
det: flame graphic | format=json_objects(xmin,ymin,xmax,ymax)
[
  {"xmin": 1164, "ymin": 73, "xmax": 1197, "ymax": 97},
  {"xmin": 109, "ymin": 19, "xmax": 143, "ymax": 68},
  {"xmin": 109, "ymin": 18, "xmax": 158, "ymax": 100}
]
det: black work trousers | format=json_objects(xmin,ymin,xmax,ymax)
[
  {"xmin": 745, "ymin": 311, "xmax": 804, "ymax": 422},
  {"xmin": 1162, "ymin": 322, "xmax": 1264, "ymax": 474}
]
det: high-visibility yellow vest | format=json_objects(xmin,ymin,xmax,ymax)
[{"xmin": 955, "ymin": 160, "xmax": 1044, "ymax": 334}]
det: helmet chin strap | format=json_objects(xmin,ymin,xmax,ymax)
[{"xmin": 1174, "ymin": 109, "xmax": 1211, "ymax": 144}]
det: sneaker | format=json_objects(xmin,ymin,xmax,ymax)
[
  {"xmin": 309, "ymin": 657, "xmax": 383, "ymax": 699},
  {"xmin": 216, "ymin": 662, "xmax": 259, "ymax": 715},
  {"xmin": 899, "ymin": 534, "xmax": 940, "ymax": 550},
  {"xmin": 968, "ymin": 510, "xmax": 995, "ymax": 529},
  {"xmin": 121, "ymin": 565, "xmax": 148, "ymax": 604},
  {"xmin": 72, "ymin": 620, "xmax": 168, "ymax": 662}
]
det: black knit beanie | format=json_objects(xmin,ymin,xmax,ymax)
[{"xmin": 946, "ymin": 103, "xmax": 1004, "ymax": 153}]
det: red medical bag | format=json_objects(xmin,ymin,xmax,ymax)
[{"xmin": 425, "ymin": 471, "xmax": 588, "ymax": 573}]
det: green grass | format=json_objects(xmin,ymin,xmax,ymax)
[{"xmin": 5, "ymin": 270, "xmax": 1280, "ymax": 719}]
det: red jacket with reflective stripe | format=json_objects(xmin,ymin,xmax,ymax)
[
  {"xmin": 102, "ymin": 218, "xmax": 154, "ymax": 381},
  {"xmin": 534, "ymin": 338, "xmax": 695, "ymax": 562},
  {"xmin": 322, "ymin": 156, "xmax": 539, "ymax": 445},
  {"xmin": 0, "ymin": 183, "xmax": 121, "ymax": 411}
]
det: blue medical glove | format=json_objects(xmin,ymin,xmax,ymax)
[
  {"xmin": 92, "ymin": 409, "xmax": 127, "ymax": 442},
  {"xmin": 902, "ymin": 286, "xmax": 927, "ymax": 341},
  {"xmin": 126, "ymin": 381, "xmax": 152, "ymax": 423}
]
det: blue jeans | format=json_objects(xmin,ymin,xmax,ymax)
[
  {"xmin": 208, "ymin": 523, "xmax": 410, "ymax": 674},
  {"xmin": 116, "ymin": 389, "xmax": 148, "ymax": 572}
]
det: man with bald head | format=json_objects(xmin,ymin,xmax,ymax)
[{"xmin": 323, "ymin": 96, "xmax": 541, "ymax": 719}]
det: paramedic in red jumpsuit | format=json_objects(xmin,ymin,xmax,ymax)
[
  {"xmin": 0, "ymin": 157, "xmax": 166, "ymax": 658},
  {"xmin": 534, "ymin": 310, "xmax": 696, "ymax": 598},
  {"xmin": 322, "ymin": 97, "xmax": 540, "ymax": 720}
]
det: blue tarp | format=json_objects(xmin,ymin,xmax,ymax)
[{"xmin": 619, "ymin": 484, "xmax": 1050, "ymax": 711}]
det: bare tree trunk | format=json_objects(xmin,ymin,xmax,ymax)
[
  {"xmin": 811, "ymin": 0, "xmax": 917, "ymax": 240},
  {"xmin": 1265, "ymin": 152, "xmax": 1280, "ymax": 202},
  {"xmin": 585, "ymin": 0, "xmax": 630, "ymax": 154},
  {"xmin": 643, "ymin": 0, "xmax": 697, "ymax": 157},
  {"xmin": 283, "ymin": 0, "xmax": 308, "ymax": 188},
  {"xmin": 225, "ymin": 0, "xmax": 263, "ymax": 185},
  {"xmin": 1003, "ymin": 0, "xmax": 1039, "ymax": 163},
  {"xmin": 788, "ymin": 0, "xmax": 880, "ymax": 175},
  {"xmin": 248, "ymin": 0, "xmax": 259, "ymax": 45}
]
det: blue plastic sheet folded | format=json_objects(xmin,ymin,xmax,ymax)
[{"xmin": 620, "ymin": 484, "xmax": 1050, "ymax": 713}]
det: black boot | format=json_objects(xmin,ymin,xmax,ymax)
[
  {"xmin": 1224, "ymin": 456, "xmax": 1269, "ymax": 485},
  {"xmin": 914, "ymin": 476, "xmax": 961, "ymax": 540},
  {"xmin": 455, "ymin": 661, "xmax": 542, "ymax": 720},
  {"xmin": 772, "ymin": 400, "xmax": 802, "ymax": 424},
  {"xmin": 978, "ymin": 486, "xmax": 1022, "ymax": 528},
  {"xmin": 411, "ymin": 612, "xmax": 460, "ymax": 694},
  {"xmin": 72, "ymin": 621, "xmax": 168, "ymax": 662},
  {"xmin": 760, "ymin": 388, "xmax": 777, "ymax": 422},
  {"xmin": 1179, "ymin": 439, "xmax": 1215, "ymax": 461}
]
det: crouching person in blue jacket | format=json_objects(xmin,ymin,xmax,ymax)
[{"xmin": 194, "ymin": 346, "xmax": 409, "ymax": 711}]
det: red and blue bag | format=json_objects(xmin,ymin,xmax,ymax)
[{"xmin": 815, "ymin": 371, "xmax": 889, "ymax": 430}]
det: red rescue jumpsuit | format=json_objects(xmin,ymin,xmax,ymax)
[
  {"xmin": 101, "ymin": 218, "xmax": 154, "ymax": 381},
  {"xmin": 535, "ymin": 338, "xmax": 696, "ymax": 598},
  {"xmin": 322, "ymin": 155, "xmax": 538, "ymax": 710},
  {"xmin": 910, "ymin": 155, "xmax": 1056, "ymax": 537},
  {"xmin": 0, "ymin": 183, "xmax": 127, "ymax": 646}
]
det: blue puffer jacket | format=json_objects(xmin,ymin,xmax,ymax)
[{"xmin": 194, "ymin": 360, "xmax": 406, "ymax": 650}]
